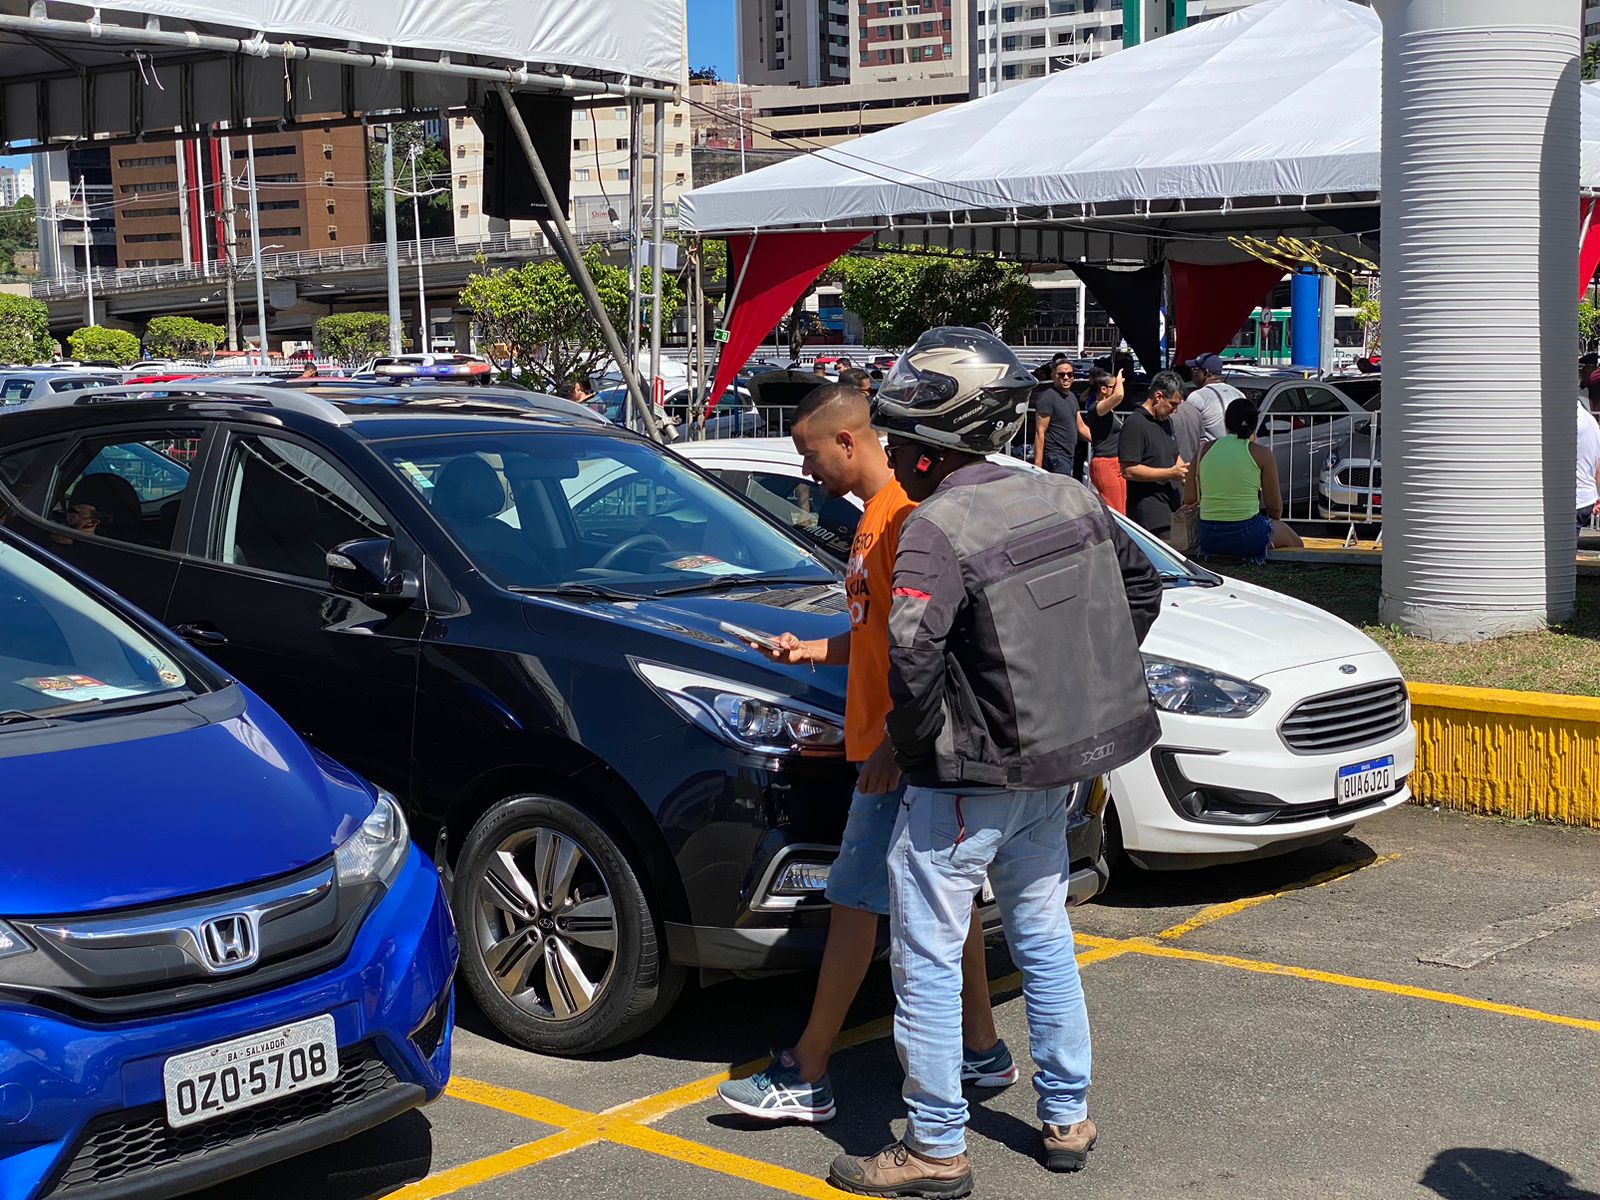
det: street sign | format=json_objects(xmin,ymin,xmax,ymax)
[
  {"xmin": 1260, "ymin": 308, "xmax": 1276, "ymax": 324},
  {"xmin": 714, "ymin": 328, "xmax": 731, "ymax": 343}
]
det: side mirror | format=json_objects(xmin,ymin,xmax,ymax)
[{"xmin": 326, "ymin": 538, "xmax": 418, "ymax": 603}]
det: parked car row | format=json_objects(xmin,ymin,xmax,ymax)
[
  {"xmin": 677, "ymin": 439, "xmax": 1415, "ymax": 873},
  {"xmin": 0, "ymin": 376, "xmax": 1414, "ymax": 1198}
]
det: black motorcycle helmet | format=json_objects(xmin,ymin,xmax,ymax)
[{"xmin": 870, "ymin": 326, "xmax": 1036, "ymax": 454}]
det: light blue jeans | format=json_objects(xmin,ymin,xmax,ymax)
[{"xmin": 888, "ymin": 785, "xmax": 1091, "ymax": 1157}]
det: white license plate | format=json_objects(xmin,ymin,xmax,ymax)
[
  {"xmin": 163, "ymin": 1014, "xmax": 339, "ymax": 1129},
  {"xmin": 1336, "ymin": 755, "xmax": 1395, "ymax": 806}
]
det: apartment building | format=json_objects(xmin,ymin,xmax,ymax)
[
  {"xmin": 449, "ymin": 99, "xmax": 694, "ymax": 243},
  {"xmin": 746, "ymin": 75, "xmax": 972, "ymax": 148},
  {"xmin": 0, "ymin": 166, "xmax": 34, "ymax": 208},
  {"xmin": 33, "ymin": 148, "xmax": 116, "ymax": 276},
  {"xmin": 852, "ymin": 0, "xmax": 970, "ymax": 82},
  {"xmin": 737, "ymin": 0, "xmax": 855, "ymax": 86},
  {"xmin": 107, "ymin": 122, "xmax": 369, "ymax": 268}
]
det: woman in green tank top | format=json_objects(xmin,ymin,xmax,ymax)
[{"xmin": 1182, "ymin": 397, "xmax": 1303, "ymax": 562}]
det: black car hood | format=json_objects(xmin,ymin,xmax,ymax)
[{"xmin": 520, "ymin": 581, "xmax": 851, "ymax": 704}]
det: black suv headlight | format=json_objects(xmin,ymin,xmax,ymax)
[{"xmin": 633, "ymin": 661, "xmax": 845, "ymax": 757}]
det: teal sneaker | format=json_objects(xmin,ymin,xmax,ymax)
[
  {"xmin": 716, "ymin": 1050, "xmax": 837, "ymax": 1123},
  {"xmin": 961, "ymin": 1039, "xmax": 1019, "ymax": 1088}
]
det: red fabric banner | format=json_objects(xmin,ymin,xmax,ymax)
[
  {"xmin": 1581, "ymin": 197, "xmax": 1600, "ymax": 299},
  {"xmin": 1169, "ymin": 259, "xmax": 1286, "ymax": 366},
  {"xmin": 707, "ymin": 230, "xmax": 868, "ymax": 409}
]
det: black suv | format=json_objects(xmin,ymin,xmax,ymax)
[{"xmin": 0, "ymin": 384, "xmax": 1106, "ymax": 1054}]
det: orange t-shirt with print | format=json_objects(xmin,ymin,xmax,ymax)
[{"xmin": 844, "ymin": 479, "xmax": 914, "ymax": 762}]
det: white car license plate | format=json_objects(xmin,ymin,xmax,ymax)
[
  {"xmin": 1336, "ymin": 755, "xmax": 1395, "ymax": 806},
  {"xmin": 163, "ymin": 1014, "xmax": 339, "ymax": 1129}
]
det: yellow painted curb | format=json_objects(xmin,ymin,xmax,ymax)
[{"xmin": 1405, "ymin": 682, "xmax": 1600, "ymax": 828}]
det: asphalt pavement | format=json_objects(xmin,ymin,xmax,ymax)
[{"xmin": 191, "ymin": 804, "xmax": 1600, "ymax": 1200}]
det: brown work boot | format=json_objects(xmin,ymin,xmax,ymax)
[
  {"xmin": 1042, "ymin": 1119, "xmax": 1098, "ymax": 1172},
  {"xmin": 828, "ymin": 1140, "xmax": 974, "ymax": 1197}
]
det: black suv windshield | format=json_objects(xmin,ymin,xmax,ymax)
[
  {"xmin": 0, "ymin": 541, "xmax": 200, "ymax": 719},
  {"xmin": 383, "ymin": 431, "xmax": 836, "ymax": 594}
]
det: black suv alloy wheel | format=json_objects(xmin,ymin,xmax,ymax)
[{"xmin": 454, "ymin": 795, "xmax": 684, "ymax": 1055}]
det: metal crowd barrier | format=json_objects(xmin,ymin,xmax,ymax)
[{"xmin": 1252, "ymin": 408, "xmax": 1382, "ymax": 525}]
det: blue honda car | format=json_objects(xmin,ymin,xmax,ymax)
[{"xmin": 0, "ymin": 529, "xmax": 457, "ymax": 1199}]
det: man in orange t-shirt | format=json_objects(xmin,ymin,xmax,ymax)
[{"xmin": 717, "ymin": 384, "xmax": 1012, "ymax": 1126}]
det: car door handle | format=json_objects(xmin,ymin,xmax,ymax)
[{"xmin": 172, "ymin": 623, "xmax": 228, "ymax": 647}]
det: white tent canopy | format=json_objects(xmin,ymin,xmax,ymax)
[
  {"xmin": 0, "ymin": 0, "xmax": 684, "ymax": 150},
  {"xmin": 680, "ymin": 0, "xmax": 1600, "ymax": 239}
]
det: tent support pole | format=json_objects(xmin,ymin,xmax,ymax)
[
  {"xmin": 649, "ymin": 99, "xmax": 666, "ymax": 416},
  {"xmin": 494, "ymin": 82, "xmax": 659, "ymax": 442}
]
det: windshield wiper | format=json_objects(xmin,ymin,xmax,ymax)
[
  {"xmin": 0, "ymin": 690, "xmax": 195, "ymax": 729},
  {"xmin": 1159, "ymin": 570, "xmax": 1222, "ymax": 588},
  {"xmin": 512, "ymin": 581, "xmax": 645, "ymax": 602},
  {"xmin": 651, "ymin": 573, "xmax": 831, "ymax": 597}
]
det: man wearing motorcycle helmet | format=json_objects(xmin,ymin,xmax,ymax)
[{"xmin": 826, "ymin": 328, "xmax": 1162, "ymax": 1197}]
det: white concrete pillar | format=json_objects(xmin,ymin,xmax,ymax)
[{"xmin": 1374, "ymin": 0, "xmax": 1579, "ymax": 640}]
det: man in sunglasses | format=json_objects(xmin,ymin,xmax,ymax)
[
  {"xmin": 826, "ymin": 327, "xmax": 1162, "ymax": 1198},
  {"xmin": 1032, "ymin": 355, "xmax": 1090, "ymax": 480}
]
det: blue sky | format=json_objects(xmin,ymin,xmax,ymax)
[{"xmin": 688, "ymin": 0, "xmax": 738, "ymax": 79}]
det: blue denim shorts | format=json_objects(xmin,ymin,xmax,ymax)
[
  {"xmin": 1199, "ymin": 514, "xmax": 1273, "ymax": 562},
  {"xmin": 824, "ymin": 780, "xmax": 909, "ymax": 916}
]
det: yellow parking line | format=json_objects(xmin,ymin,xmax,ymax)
[
  {"xmin": 445, "ymin": 1076, "xmax": 597, "ymax": 1128},
  {"xmin": 1114, "ymin": 938, "xmax": 1600, "ymax": 1035},
  {"xmin": 1153, "ymin": 853, "xmax": 1401, "ymax": 942},
  {"xmin": 603, "ymin": 1121, "xmax": 843, "ymax": 1199},
  {"xmin": 443, "ymin": 1078, "xmax": 845, "ymax": 1198},
  {"xmin": 380, "ymin": 1128, "xmax": 597, "ymax": 1200}
]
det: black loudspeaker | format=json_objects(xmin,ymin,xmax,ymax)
[{"xmin": 479, "ymin": 90, "xmax": 574, "ymax": 220}]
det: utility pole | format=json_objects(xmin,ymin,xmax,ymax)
[
  {"xmin": 377, "ymin": 125, "xmax": 403, "ymax": 355},
  {"xmin": 396, "ymin": 140, "xmax": 446, "ymax": 355},
  {"xmin": 77, "ymin": 175, "xmax": 94, "ymax": 328},
  {"xmin": 628, "ymin": 100, "xmax": 643, "ymax": 374},
  {"xmin": 220, "ymin": 133, "xmax": 239, "ymax": 351},
  {"xmin": 408, "ymin": 144, "xmax": 429, "ymax": 354},
  {"xmin": 246, "ymin": 125, "xmax": 269, "ymax": 361}
]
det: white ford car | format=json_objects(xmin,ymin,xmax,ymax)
[{"xmin": 676, "ymin": 439, "xmax": 1416, "ymax": 873}]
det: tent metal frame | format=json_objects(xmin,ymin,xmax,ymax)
[{"xmin": 0, "ymin": 6, "xmax": 678, "ymax": 435}]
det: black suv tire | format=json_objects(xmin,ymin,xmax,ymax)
[{"xmin": 455, "ymin": 794, "xmax": 684, "ymax": 1055}]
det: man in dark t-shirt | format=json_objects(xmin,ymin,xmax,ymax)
[
  {"xmin": 1031, "ymin": 358, "xmax": 1089, "ymax": 478},
  {"xmin": 1118, "ymin": 370, "xmax": 1188, "ymax": 537}
]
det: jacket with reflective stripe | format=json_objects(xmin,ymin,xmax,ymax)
[{"xmin": 886, "ymin": 460, "xmax": 1162, "ymax": 790}]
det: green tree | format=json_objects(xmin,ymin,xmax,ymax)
[
  {"xmin": 0, "ymin": 293, "xmax": 55, "ymax": 364},
  {"xmin": 0, "ymin": 197, "xmax": 38, "ymax": 276},
  {"xmin": 315, "ymin": 312, "xmax": 396, "ymax": 367},
  {"xmin": 689, "ymin": 65, "xmax": 721, "ymax": 82},
  {"xmin": 369, "ymin": 123, "xmax": 453, "ymax": 242},
  {"xmin": 1582, "ymin": 299, "xmax": 1600, "ymax": 349},
  {"xmin": 460, "ymin": 249, "xmax": 685, "ymax": 390},
  {"xmin": 144, "ymin": 314, "xmax": 227, "ymax": 360},
  {"xmin": 830, "ymin": 251, "xmax": 1037, "ymax": 349},
  {"xmin": 67, "ymin": 326, "xmax": 142, "ymax": 366},
  {"xmin": 1353, "ymin": 285, "xmax": 1381, "ymax": 351},
  {"xmin": 1585, "ymin": 42, "xmax": 1600, "ymax": 82}
]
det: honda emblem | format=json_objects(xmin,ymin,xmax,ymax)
[{"xmin": 197, "ymin": 914, "xmax": 258, "ymax": 973}]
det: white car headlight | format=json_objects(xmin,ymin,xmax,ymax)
[
  {"xmin": 0, "ymin": 921, "xmax": 30, "ymax": 962},
  {"xmin": 335, "ymin": 791, "xmax": 410, "ymax": 888},
  {"xmin": 634, "ymin": 661, "xmax": 845, "ymax": 756},
  {"xmin": 1144, "ymin": 656, "xmax": 1269, "ymax": 718}
]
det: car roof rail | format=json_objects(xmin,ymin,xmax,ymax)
[{"xmin": 59, "ymin": 382, "xmax": 355, "ymax": 427}]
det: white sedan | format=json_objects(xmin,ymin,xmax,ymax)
[{"xmin": 676, "ymin": 439, "xmax": 1416, "ymax": 873}]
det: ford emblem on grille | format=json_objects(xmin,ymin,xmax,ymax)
[
  {"xmin": 198, "ymin": 914, "xmax": 258, "ymax": 973},
  {"xmin": 1339, "ymin": 664, "xmax": 1358, "ymax": 675}
]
